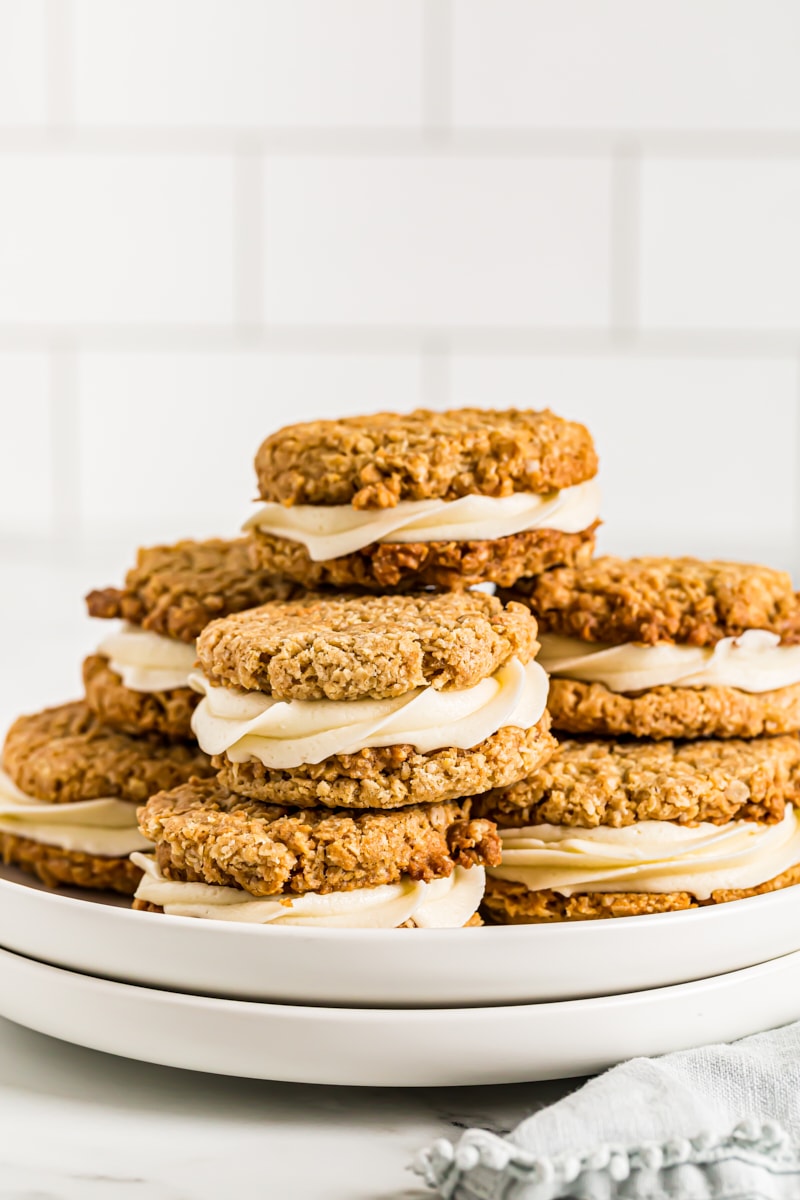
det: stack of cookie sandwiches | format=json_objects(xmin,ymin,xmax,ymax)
[
  {"xmin": 244, "ymin": 408, "xmax": 600, "ymax": 590},
  {"xmin": 479, "ymin": 557, "xmax": 800, "ymax": 921},
  {"xmin": 2, "ymin": 404, "xmax": 601, "ymax": 922},
  {"xmin": 0, "ymin": 538, "xmax": 292, "ymax": 896},
  {"xmin": 131, "ymin": 590, "xmax": 557, "ymax": 927},
  {"xmin": 128, "ymin": 405, "xmax": 599, "ymax": 928}
]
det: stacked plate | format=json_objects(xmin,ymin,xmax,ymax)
[{"xmin": 2, "ymin": 861, "xmax": 800, "ymax": 1086}]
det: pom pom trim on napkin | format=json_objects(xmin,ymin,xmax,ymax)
[{"xmin": 415, "ymin": 1118, "xmax": 800, "ymax": 1200}]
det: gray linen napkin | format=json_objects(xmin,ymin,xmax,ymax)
[{"xmin": 415, "ymin": 1022, "xmax": 800, "ymax": 1199}]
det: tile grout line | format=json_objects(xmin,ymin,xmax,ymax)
[
  {"xmin": 44, "ymin": 0, "xmax": 74, "ymax": 129},
  {"xmin": 422, "ymin": 0, "xmax": 453, "ymax": 139},
  {"xmin": 609, "ymin": 143, "xmax": 642, "ymax": 335},
  {"xmin": 3, "ymin": 327, "xmax": 800, "ymax": 356},
  {"xmin": 47, "ymin": 346, "xmax": 81, "ymax": 541},
  {"xmin": 5, "ymin": 128, "xmax": 800, "ymax": 157},
  {"xmin": 233, "ymin": 153, "xmax": 264, "ymax": 329}
]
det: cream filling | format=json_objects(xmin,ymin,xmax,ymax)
[
  {"xmin": 189, "ymin": 657, "xmax": 548, "ymax": 769},
  {"xmin": 243, "ymin": 479, "xmax": 600, "ymax": 561},
  {"xmin": 539, "ymin": 630, "xmax": 800, "ymax": 695},
  {"xmin": 490, "ymin": 807, "xmax": 800, "ymax": 900},
  {"xmin": 96, "ymin": 623, "xmax": 197, "ymax": 693},
  {"xmin": 0, "ymin": 770, "xmax": 151, "ymax": 857},
  {"xmin": 131, "ymin": 854, "xmax": 485, "ymax": 928}
]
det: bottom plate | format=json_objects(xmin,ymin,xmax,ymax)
[
  {"xmin": 5, "ymin": 862, "xmax": 800, "ymax": 1007},
  {"xmin": 2, "ymin": 945, "xmax": 800, "ymax": 1086}
]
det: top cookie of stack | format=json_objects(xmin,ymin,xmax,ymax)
[{"xmin": 245, "ymin": 408, "xmax": 600, "ymax": 590}]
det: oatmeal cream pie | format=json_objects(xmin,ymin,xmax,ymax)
[
  {"xmin": 1, "ymin": 701, "xmax": 213, "ymax": 893},
  {"xmin": 508, "ymin": 557, "xmax": 800, "ymax": 739},
  {"xmin": 84, "ymin": 537, "xmax": 298, "ymax": 739},
  {"xmin": 474, "ymin": 735, "xmax": 800, "ymax": 923},
  {"xmin": 131, "ymin": 779, "xmax": 501, "ymax": 929},
  {"xmin": 245, "ymin": 408, "xmax": 600, "ymax": 590},
  {"xmin": 189, "ymin": 591, "xmax": 556, "ymax": 809}
]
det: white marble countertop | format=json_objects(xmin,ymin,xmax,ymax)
[{"xmin": 0, "ymin": 1015, "xmax": 580, "ymax": 1198}]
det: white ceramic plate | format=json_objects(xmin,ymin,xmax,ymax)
[
  {"xmin": 2, "ymin": 860, "xmax": 800, "ymax": 1007},
  {"xmin": 1, "ymin": 945, "xmax": 800, "ymax": 1086}
]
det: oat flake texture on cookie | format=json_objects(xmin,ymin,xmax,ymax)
[
  {"xmin": 506, "ymin": 557, "xmax": 800, "ymax": 741},
  {"xmin": 83, "ymin": 537, "xmax": 302, "ymax": 739},
  {"xmin": 0, "ymin": 701, "xmax": 214, "ymax": 894},
  {"xmin": 474, "ymin": 734, "xmax": 800, "ymax": 923},
  {"xmin": 245, "ymin": 408, "xmax": 601, "ymax": 590},
  {"xmin": 188, "ymin": 591, "xmax": 557, "ymax": 810}
]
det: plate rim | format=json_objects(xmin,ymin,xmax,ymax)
[
  {"xmin": 3, "ymin": 940, "xmax": 800, "ymax": 1016},
  {"xmin": 2, "ymin": 867, "xmax": 799, "ymax": 940}
]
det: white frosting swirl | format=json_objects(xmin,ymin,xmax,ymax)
[
  {"xmin": 0, "ymin": 770, "xmax": 151, "ymax": 857},
  {"xmin": 490, "ymin": 807, "xmax": 800, "ymax": 900},
  {"xmin": 243, "ymin": 479, "xmax": 600, "ymax": 561},
  {"xmin": 539, "ymin": 630, "xmax": 800, "ymax": 695},
  {"xmin": 189, "ymin": 657, "xmax": 548, "ymax": 768},
  {"xmin": 131, "ymin": 854, "xmax": 485, "ymax": 928},
  {"xmin": 96, "ymin": 623, "xmax": 197, "ymax": 693}
]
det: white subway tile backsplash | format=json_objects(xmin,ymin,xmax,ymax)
[
  {"xmin": 452, "ymin": 0, "xmax": 800, "ymax": 131},
  {"xmin": 76, "ymin": 351, "xmax": 424, "ymax": 540},
  {"xmin": 73, "ymin": 0, "xmax": 424, "ymax": 128},
  {"xmin": 0, "ymin": 0, "xmax": 798, "ymax": 566},
  {"xmin": 642, "ymin": 160, "xmax": 800, "ymax": 330},
  {"xmin": 0, "ymin": 1, "xmax": 46, "ymax": 125},
  {"xmin": 0, "ymin": 356, "xmax": 52, "ymax": 535},
  {"xmin": 449, "ymin": 355, "xmax": 800, "ymax": 571},
  {"xmin": 261, "ymin": 157, "xmax": 612, "ymax": 327},
  {"xmin": 0, "ymin": 154, "xmax": 234, "ymax": 325}
]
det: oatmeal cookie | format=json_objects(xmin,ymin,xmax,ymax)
[
  {"xmin": 82, "ymin": 654, "xmax": 199, "ymax": 739},
  {"xmin": 509, "ymin": 556, "xmax": 800, "ymax": 647},
  {"xmin": 255, "ymin": 408, "xmax": 597, "ymax": 509},
  {"xmin": 3, "ymin": 701, "xmax": 213, "ymax": 804},
  {"xmin": 248, "ymin": 523, "xmax": 597, "ymax": 592},
  {"xmin": 86, "ymin": 537, "xmax": 299, "ymax": 643},
  {"xmin": 547, "ymin": 678, "xmax": 800, "ymax": 740},
  {"xmin": 196, "ymin": 590, "xmax": 539, "ymax": 700},
  {"xmin": 474, "ymin": 735, "xmax": 800, "ymax": 829},
  {"xmin": 1, "ymin": 833, "xmax": 141, "ymax": 894},
  {"xmin": 138, "ymin": 778, "xmax": 501, "ymax": 896},
  {"xmin": 215, "ymin": 716, "xmax": 557, "ymax": 809},
  {"xmin": 482, "ymin": 864, "xmax": 800, "ymax": 923}
]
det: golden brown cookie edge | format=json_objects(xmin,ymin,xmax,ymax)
[
  {"xmin": 138, "ymin": 778, "xmax": 501, "ymax": 897},
  {"xmin": 196, "ymin": 590, "xmax": 540, "ymax": 700},
  {"xmin": 82, "ymin": 654, "xmax": 198, "ymax": 739},
  {"xmin": 3, "ymin": 700, "xmax": 214, "ymax": 805},
  {"xmin": 547, "ymin": 678, "xmax": 800, "ymax": 740},
  {"xmin": 1, "ymin": 832, "xmax": 141, "ymax": 894},
  {"xmin": 248, "ymin": 524, "xmax": 597, "ymax": 592},
  {"xmin": 214, "ymin": 717, "xmax": 557, "ymax": 810},
  {"xmin": 507, "ymin": 555, "xmax": 800, "ymax": 647},
  {"xmin": 255, "ymin": 408, "xmax": 598, "ymax": 508},
  {"xmin": 482, "ymin": 864, "xmax": 800, "ymax": 923},
  {"xmin": 473, "ymin": 733, "xmax": 800, "ymax": 829},
  {"xmin": 85, "ymin": 536, "xmax": 301, "ymax": 643}
]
